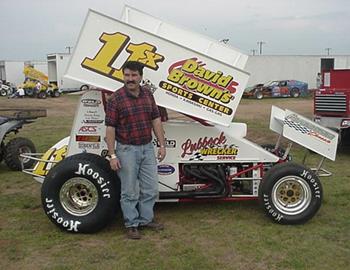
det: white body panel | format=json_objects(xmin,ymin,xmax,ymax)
[
  {"xmin": 65, "ymin": 91, "xmax": 278, "ymax": 192},
  {"xmin": 121, "ymin": 6, "xmax": 248, "ymax": 70},
  {"xmin": 67, "ymin": 90, "xmax": 107, "ymax": 156},
  {"xmin": 65, "ymin": 10, "xmax": 250, "ymax": 126},
  {"xmin": 270, "ymin": 106, "xmax": 338, "ymax": 161}
]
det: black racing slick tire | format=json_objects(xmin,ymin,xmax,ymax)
[
  {"xmin": 255, "ymin": 90, "xmax": 263, "ymax": 100},
  {"xmin": 0, "ymin": 89, "xmax": 7, "ymax": 96},
  {"xmin": 4, "ymin": 137, "xmax": 36, "ymax": 170},
  {"xmin": 80, "ymin": 85, "xmax": 89, "ymax": 91},
  {"xmin": 290, "ymin": 88, "xmax": 300, "ymax": 98},
  {"xmin": 41, "ymin": 153, "xmax": 120, "ymax": 233},
  {"xmin": 259, "ymin": 162, "xmax": 322, "ymax": 225},
  {"xmin": 38, "ymin": 91, "xmax": 47, "ymax": 99},
  {"xmin": 52, "ymin": 90, "xmax": 61, "ymax": 97}
]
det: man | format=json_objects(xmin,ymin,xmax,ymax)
[{"xmin": 105, "ymin": 61, "xmax": 166, "ymax": 240}]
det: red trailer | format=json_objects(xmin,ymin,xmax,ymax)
[{"xmin": 314, "ymin": 69, "xmax": 350, "ymax": 144}]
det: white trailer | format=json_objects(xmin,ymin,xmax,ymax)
[
  {"xmin": 21, "ymin": 7, "xmax": 338, "ymax": 233},
  {"xmin": 0, "ymin": 60, "xmax": 25, "ymax": 85},
  {"xmin": 47, "ymin": 53, "xmax": 90, "ymax": 92}
]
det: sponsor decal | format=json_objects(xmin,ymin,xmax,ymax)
[
  {"xmin": 81, "ymin": 32, "xmax": 165, "ymax": 83},
  {"xmin": 157, "ymin": 58, "xmax": 240, "ymax": 116},
  {"xmin": 157, "ymin": 164, "xmax": 176, "ymax": 175},
  {"xmin": 76, "ymin": 135, "xmax": 101, "ymax": 142},
  {"xmin": 284, "ymin": 114, "xmax": 335, "ymax": 144},
  {"xmin": 78, "ymin": 142, "xmax": 100, "ymax": 150},
  {"xmin": 181, "ymin": 132, "xmax": 227, "ymax": 157},
  {"xmin": 83, "ymin": 119, "xmax": 104, "ymax": 124},
  {"xmin": 100, "ymin": 149, "xmax": 108, "ymax": 157},
  {"xmin": 159, "ymin": 81, "xmax": 232, "ymax": 115},
  {"xmin": 153, "ymin": 138, "xmax": 176, "ymax": 148},
  {"xmin": 81, "ymin": 99, "xmax": 101, "ymax": 107},
  {"xmin": 181, "ymin": 132, "xmax": 239, "ymax": 161},
  {"xmin": 78, "ymin": 126, "xmax": 98, "ymax": 133}
]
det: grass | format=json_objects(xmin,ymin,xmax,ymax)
[{"xmin": 0, "ymin": 96, "xmax": 349, "ymax": 270}]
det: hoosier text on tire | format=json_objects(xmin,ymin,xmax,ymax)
[
  {"xmin": 259, "ymin": 162, "xmax": 323, "ymax": 225},
  {"xmin": 41, "ymin": 153, "xmax": 120, "ymax": 233}
]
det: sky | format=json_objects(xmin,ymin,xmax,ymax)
[{"xmin": 0, "ymin": 0, "xmax": 349, "ymax": 61}]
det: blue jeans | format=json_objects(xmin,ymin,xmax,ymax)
[{"xmin": 116, "ymin": 141, "xmax": 159, "ymax": 228}]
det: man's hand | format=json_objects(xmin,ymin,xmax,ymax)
[
  {"xmin": 110, "ymin": 158, "xmax": 122, "ymax": 171},
  {"xmin": 157, "ymin": 147, "xmax": 166, "ymax": 162}
]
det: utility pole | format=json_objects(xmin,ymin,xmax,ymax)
[
  {"xmin": 325, "ymin": 48, "xmax": 331, "ymax": 55},
  {"xmin": 66, "ymin": 46, "xmax": 73, "ymax": 54},
  {"xmin": 257, "ymin": 41, "xmax": 266, "ymax": 55},
  {"xmin": 250, "ymin": 49, "xmax": 257, "ymax": 56}
]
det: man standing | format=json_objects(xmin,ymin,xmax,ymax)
[{"xmin": 105, "ymin": 61, "xmax": 166, "ymax": 240}]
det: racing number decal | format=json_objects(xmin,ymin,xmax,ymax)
[
  {"xmin": 34, "ymin": 145, "xmax": 68, "ymax": 176},
  {"xmin": 81, "ymin": 32, "xmax": 165, "ymax": 83}
]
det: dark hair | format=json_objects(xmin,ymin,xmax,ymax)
[{"xmin": 122, "ymin": 61, "xmax": 144, "ymax": 76}]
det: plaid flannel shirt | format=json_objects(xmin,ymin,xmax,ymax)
[{"xmin": 105, "ymin": 86, "xmax": 160, "ymax": 145}]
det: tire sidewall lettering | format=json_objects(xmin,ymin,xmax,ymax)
[{"xmin": 74, "ymin": 162, "xmax": 111, "ymax": 199}]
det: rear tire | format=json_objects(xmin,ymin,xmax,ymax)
[
  {"xmin": 259, "ymin": 162, "xmax": 322, "ymax": 224},
  {"xmin": 290, "ymin": 88, "xmax": 300, "ymax": 98},
  {"xmin": 53, "ymin": 90, "xmax": 60, "ymax": 97},
  {"xmin": 41, "ymin": 153, "xmax": 120, "ymax": 233},
  {"xmin": 255, "ymin": 90, "xmax": 263, "ymax": 100},
  {"xmin": 80, "ymin": 85, "xmax": 89, "ymax": 91},
  {"xmin": 38, "ymin": 91, "xmax": 47, "ymax": 99},
  {"xmin": 4, "ymin": 137, "xmax": 36, "ymax": 170},
  {"xmin": 0, "ymin": 142, "xmax": 5, "ymax": 163},
  {"xmin": 0, "ymin": 89, "xmax": 7, "ymax": 96},
  {"xmin": 25, "ymin": 88, "xmax": 34, "ymax": 96}
]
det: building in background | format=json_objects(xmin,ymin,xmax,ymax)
[
  {"xmin": 0, "ymin": 61, "xmax": 25, "ymax": 85},
  {"xmin": 245, "ymin": 55, "xmax": 350, "ymax": 89}
]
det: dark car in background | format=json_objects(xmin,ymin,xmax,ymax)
[{"xmin": 243, "ymin": 80, "xmax": 308, "ymax": 99}]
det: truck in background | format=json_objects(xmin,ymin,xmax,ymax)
[
  {"xmin": 314, "ymin": 69, "xmax": 350, "ymax": 145},
  {"xmin": 47, "ymin": 53, "xmax": 90, "ymax": 92}
]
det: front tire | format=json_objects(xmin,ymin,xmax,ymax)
[
  {"xmin": 255, "ymin": 90, "xmax": 263, "ymax": 100},
  {"xmin": 290, "ymin": 88, "xmax": 300, "ymax": 98},
  {"xmin": 38, "ymin": 91, "xmax": 47, "ymax": 99},
  {"xmin": 259, "ymin": 162, "xmax": 322, "ymax": 224},
  {"xmin": 4, "ymin": 137, "xmax": 36, "ymax": 170},
  {"xmin": 41, "ymin": 153, "xmax": 120, "ymax": 233},
  {"xmin": 0, "ymin": 89, "xmax": 7, "ymax": 96}
]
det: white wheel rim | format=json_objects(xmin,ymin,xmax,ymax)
[
  {"xmin": 272, "ymin": 176, "xmax": 312, "ymax": 215},
  {"xmin": 59, "ymin": 177, "xmax": 99, "ymax": 216}
]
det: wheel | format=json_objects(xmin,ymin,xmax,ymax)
[
  {"xmin": 255, "ymin": 90, "xmax": 263, "ymax": 100},
  {"xmin": 25, "ymin": 88, "xmax": 34, "ymax": 96},
  {"xmin": 290, "ymin": 88, "xmax": 300, "ymax": 98},
  {"xmin": 0, "ymin": 89, "xmax": 7, "ymax": 96},
  {"xmin": 4, "ymin": 137, "xmax": 36, "ymax": 170},
  {"xmin": 0, "ymin": 142, "xmax": 5, "ymax": 163},
  {"xmin": 80, "ymin": 85, "xmax": 89, "ymax": 91},
  {"xmin": 259, "ymin": 162, "xmax": 322, "ymax": 224},
  {"xmin": 38, "ymin": 91, "xmax": 47, "ymax": 99},
  {"xmin": 52, "ymin": 90, "xmax": 60, "ymax": 97},
  {"xmin": 41, "ymin": 153, "xmax": 120, "ymax": 233}
]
